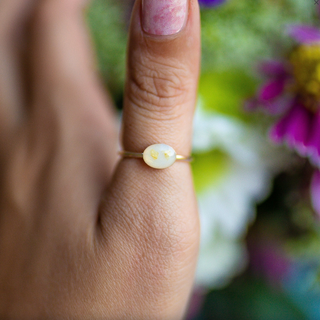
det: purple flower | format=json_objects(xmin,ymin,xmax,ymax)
[
  {"xmin": 248, "ymin": 239, "xmax": 291, "ymax": 287},
  {"xmin": 247, "ymin": 24, "xmax": 320, "ymax": 217},
  {"xmin": 198, "ymin": 0, "xmax": 227, "ymax": 7},
  {"xmin": 311, "ymin": 170, "xmax": 320, "ymax": 218},
  {"xmin": 287, "ymin": 25, "xmax": 320, "ymax": 45}
]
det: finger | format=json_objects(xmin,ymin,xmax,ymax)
[
  {"xmin": 122, "ymin": 0, "xmax": 200, "ymax": 154},
  {"xmin": 31, "ymin": 0, "xmax": 118, "ymax": 177},
  {"xmin": 100, "ymin": 0, "xmax": 201, "ymax": 317},
  {"xmin": 31, "ymin": 0, "xmax": 117, "ymax": 150},
  {"xmin": 0, "ymin": 0, "xmax": 35, "ymax": 151},
  {"xmin": 23, "ymin": 0, "xmax": 118, "ymax": 225}
]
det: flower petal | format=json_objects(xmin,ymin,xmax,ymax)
[
  {"xmin": 257, "ymin": 61, "xmax": 288, "ymax": 78},
  {"xmin": 261, "ymin": 93, "xmax": 293, "ymax": 116},
  {"xmin": 287, "ymin": 25, "xmax": 320, "ymax": 44},
  {"xmin": 307, "ymin": 113, "xmax": 320, "ymax": 167},
  {"xmin": 285, "ymin": 104, "xmax": 312, "ymax": 156},
  {"xmin": 269, "ymin": 109, "xmax": 294, "ymax": 143},
  {"xmin": 270, "ymin": 101, "xmax": 312, "ymax": 156},
  {"xmin": 258, "ymin": 79, "xmax": 286, "ymax": 102},
  {"xmin": 311, "ymin": 170, "xmax": 320, "ymax": 218},
  {"xmin": 198, "ymin": 0, "xmax": 227, "ymax": 7},
  {"xmin": 245, "ymin": 94, "xmax": 293, "ymax": 116}
]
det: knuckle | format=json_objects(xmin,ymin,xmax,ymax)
[
  {"xmin": 127, "ymin": 57, "xmax": 193, "ymax": 120},
  {"xmin": 33, "ymin": 88, "xmax": 113, "ymax": 153}
]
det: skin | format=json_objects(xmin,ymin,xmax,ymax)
[{"xmin": 0, "ymin": 0, "xmax": 201, "ymax": 319}]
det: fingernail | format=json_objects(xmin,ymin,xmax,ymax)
[{"xmin": 142, "ymin": 0, "xmax": 188, "ymax": 36}]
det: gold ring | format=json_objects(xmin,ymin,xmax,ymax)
[{"xmin": 119, "ymin": 144, "xmax": 193, "ymax": 169}]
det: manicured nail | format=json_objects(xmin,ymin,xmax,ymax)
[{"xmin": 142, "ymin": 0, "xmax": 188, "ymax": 36}]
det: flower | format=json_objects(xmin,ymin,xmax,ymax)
[
  {"xmin": 192, "ymin": 103, "xmax": 288, "ymax": 288},
  {"xmin": 198, "ymin": 0, "xmax": 227, "ymax": 7},
  {"xmin": 246, "ymin": 24, "xmax": 320, "ymax": 217}
]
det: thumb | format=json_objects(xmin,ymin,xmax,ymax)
[
  {"xmin": 99, "ymin": 1, "xmax": 201, "ymax": 318},
  {"xmin": 122, "ymin": 0, "xmax": 200, "ymax": 154}
]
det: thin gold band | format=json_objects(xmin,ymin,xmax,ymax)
[{"xmin": 119, "ymin": 151, "xmax": 193, "ymax": 162}]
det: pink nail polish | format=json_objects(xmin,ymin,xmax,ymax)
[{"xmin": 142, "ymin": 0, "xmax": 188, "ymax": 36}]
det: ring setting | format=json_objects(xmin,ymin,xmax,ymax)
[{"xmin": 119, "ymin": 144, "xmax": 192, "ymax": 169}]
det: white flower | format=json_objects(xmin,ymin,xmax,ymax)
[{"xmin": 193, "ymin": 103, "xmax": 288, "ymax": 288}]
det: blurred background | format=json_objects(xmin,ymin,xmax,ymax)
[{"xmin": 86, "ymin": 0, "xmax": 320, "ymax": 319}]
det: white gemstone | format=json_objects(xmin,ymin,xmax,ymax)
[{"xmin": 143, "ymin": 144, "xmax": 176, "ymax": 169}]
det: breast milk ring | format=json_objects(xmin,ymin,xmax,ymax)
[{"xmin": 119, "ymin": 144, "xmax": 192, "ymax": 169}]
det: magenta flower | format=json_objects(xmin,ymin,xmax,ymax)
[
  {"xmin": 247, "ymin": 25, "xmax": 320, "ymax": 217},
  {"xmin": 198, "ymin": 0, "xmax": 227, "ymax": 7}
]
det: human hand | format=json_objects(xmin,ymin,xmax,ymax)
[{"xmin": 0, "ymin": 0, "xmax": 201, "ymax": 319}]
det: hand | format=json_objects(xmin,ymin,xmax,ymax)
[{"xmin": 0, "ymin": 0, "xmax": 200, "ymax": 318}]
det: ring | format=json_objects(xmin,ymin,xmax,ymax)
[{"xmin": 119, "ymin": 144, "xmax": 193, "ymax": 169}]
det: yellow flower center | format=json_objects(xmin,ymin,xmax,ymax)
[{"xmin": 289, "ymin": 43, "xmax": 320, "ymax": 112}]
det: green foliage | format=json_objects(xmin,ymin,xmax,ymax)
[
  {"xmin": 200, "ymin": 276, "xmax": 307, "ymax": 320},
  {"xmin": 199, "ymin": 70, "xmax": 257, "ymax": 121},
  {"xmin": 192, "ymin": 150, "xmax": 230, "ymax": 193},
  {"xmin": 200, "ymin": 0, "xmax": 317, "ymax": 73},
  {"xmin": 86, "ymin": 0, "xmax": 128, "ymax": 102},
  {"xmin": 287, "ymin": 231, "xmax": 320, "ymax": 261}
]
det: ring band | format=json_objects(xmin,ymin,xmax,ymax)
[
  {"xmin": 119, "ymin": 144, "xmax": 193, "ymax": 169},
  {"xmin": 119, "ymin": 152, "xmax": 192, "ymax": 161}
]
